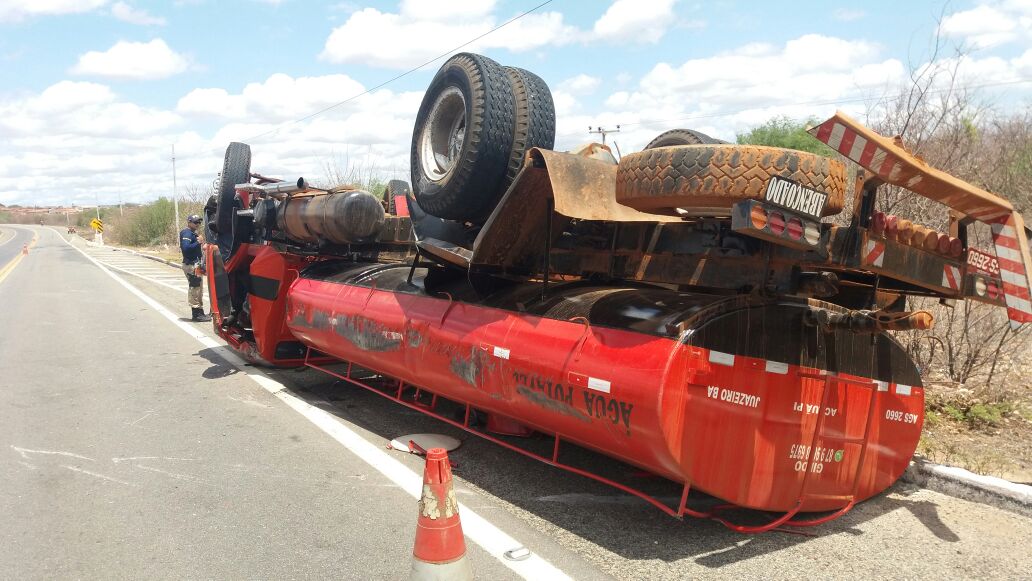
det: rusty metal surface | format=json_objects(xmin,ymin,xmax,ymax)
[
  {"xmin": 417, "ymin": 237, "xmax": 472, "ymax": 268},
  {"xmin": 860, "ymin": 232, "xmax": 964, "ymax": 296},
  {"xmin": 528, "ymin": 148, "xmax": 680, "ymax": 222},
  {"xmin": 472, "ymin": 148, "xmax": 677, "ymax": 270}
]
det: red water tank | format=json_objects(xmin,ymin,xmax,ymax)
[{"xmin": 285, "ymin": 263, "xmax": 924, "ymax": 513}]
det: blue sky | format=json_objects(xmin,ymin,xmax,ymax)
[{"xmin": 1, "ymin": 0, "xmax": 1030, "ymax": 207}]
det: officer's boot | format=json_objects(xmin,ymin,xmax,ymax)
[{"xmin": 192, "ymin": 308, "xmax": 212, "ymax": 322}]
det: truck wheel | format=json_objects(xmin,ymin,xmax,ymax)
[
  {"xmin": 215, "ymin": 142, "xmax": 251, "ymax": 259},
  {"xmin": 644, "ymin": 128, "xmax": 725, "ymax": 148},
  {"xmin": 411, "ymin": 53, "xmax": 515, "ymax": 223},
  {"xmin": 383, "ymin": 179, "xmax": 410, "ymax": 215},
  {"xmin": 615, "ymin": 144, "xmax": 846, "ymax": 216},
  {"xmin": 502, "ymin": 66, "xmax": 555, "ymax": 188}
]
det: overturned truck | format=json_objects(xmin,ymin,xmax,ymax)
[{"xmin": 203, "ymin": 53, "xmax": 1032, "ymax": 532}]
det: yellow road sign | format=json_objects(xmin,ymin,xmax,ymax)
[{"xmin": 90, "ymin": 218, "xmax": 104, "ymax": 233}]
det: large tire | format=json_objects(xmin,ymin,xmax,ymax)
[
  {"xmin": 502, "ymin": 66, "xmax": 555, "ymax": 189},
  {"xmin": 215, "ymin": 142, "xmax": 251, "ymax": 259},
  {"xmin": 615, "ymin": 144, "xmax": 846, "ymax": 216},
  {"xmin": 644, "ymin": 128, "xmax": 725, "ymax": 148},
  {"xmin": 411, "ymin": 53, "xmax": 515, "ymax": 223},
  {"xmin": 383, "ymin": 179, "xmax": 410, "ymax": 215}
]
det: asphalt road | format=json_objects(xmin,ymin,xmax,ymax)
[
  {"xmin": 2, "ymin": 224, "xmax": 1032, "ymax": 580},
  {"xmin": 0, "ymin": 224, "xmax": 33, "ymax": 268}
]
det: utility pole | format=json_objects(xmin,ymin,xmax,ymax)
[
  {"xmin": 588, "ymin": 125, "xmax": 620, "ymax": 145},
  {"xmin": 172, "ymin": 144, "xmax": 180, "ymax": 232},
  {"xmin": 119, "ymin": 193, "xmax": 124, "ymax": 217},
  {"xmin": 94, "ymin": 193, "xmax": 103, "ymax": 246}
]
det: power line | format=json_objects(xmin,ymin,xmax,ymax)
[
  {"xmin": 190, "ymin": 0, "xmax": 556, "ymax": 156},
  {"xmin": 558, "ymin": 76, "xmax": 1032, "ymax": 139}
]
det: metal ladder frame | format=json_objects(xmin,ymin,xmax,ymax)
[{"xmin": 709, "ymin": 370, "xmax": 879, "ymax": 533}]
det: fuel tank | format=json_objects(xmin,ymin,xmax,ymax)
[
  {"xmin": 285, "ymin": 262, "xmax": 924, "ymax": 513},
  {"xmin": 277, "ymin": 190, "xmax": 385, "ymax": 244}
]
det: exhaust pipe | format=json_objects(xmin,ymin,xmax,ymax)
[
  {"xmin": 235, "ymin": 177, "xmax": 313, "ymax": 197},
  {"xmin": 805, "ymin": 308, "xmax": 934, "ymax": 332}
]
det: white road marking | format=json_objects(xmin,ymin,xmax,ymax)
[
  {"xmin": 60, "ymin": 231, "xmax": 572, "ymax": 581},
  {"xmin": 135, "ymin": 464, "xmax": 215, "ymax": 487},
  {"xmin": 111, "ymin": 456, "xmax": 199, "ymax": 463},
  {"xmin": 128, "ymin": 411, "xmax": 155, "ymax": 426},
  {"xmin": 227, "ymin": 394, "xmax": 271, "ymax": 408},
  {"xmin": 63, "ymin": 465, "xmax": 135, "ymax": 486},
  {"xmin": 11, "ymin": 445, "xmax": 95, "ymax": 462},
  {"xmin": 86, "ymin": 259, "xmax": 189, "ymax": 293},
  {"xmin": 69, "ymin": 240, "xmax": 192, "ymax": 293}
]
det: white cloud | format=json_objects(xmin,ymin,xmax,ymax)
[
  {"xmin": 553, "ymin": 30, "xmax": 1032, "ymax": 154},
  {"xmin": 553, "ymin": 34, "xmax": 907, "ymax": 152},
  {"xmin": 591, "ymin": 0, "xmax": 678, "ymax": 43},
  {"xmin": 0, "ymin": 0, "xmax": 108, "ymax": 22},
  {"xmin": 320, "ymin": 6, "xmax": 575, "ymax": 69},
  {"xmin": 0, "ymin": 73, "xmax": 424, "ymax": 207},
  {"xmin": 110, "ymin": 2, "xmax": 166, "ymax": 25},
  {"xmin": 942, "ymin": 5, "xmax": 1017, "ymax": 48},
  {"xmin": 941, "ymin": 2, "xmax": 1032, "ymax": 49},
  {"xmin": 71, "ymin": 39, "xmax": 189, "ymax": 80},
  {"xmin": 0, "ymin": 81, "xmax": 184, "ymax": 205},
  {"xmin": 321, "ymin": 8, "xmax": 484, "ymax": 68},
  {"xmin": 473, "ymin": 12, "xmax": 577, "ymax": 53},
  {"xmin": 176, "ymin": 88, "xmax": 248, "ymax": 119},
  {"xmin": 559, "ymin": 74, "xmax": 601, "ymax": 95},
  {"xmin": 177, "ymin": 73, "xmax": 373, "ymax": 122},
  {"xmin": 0, "ymin": 80, "xmax": 180, "ymax": 139},
  {"xmin": 319, "ymin": 1, "xmax": 702, "ymax": 69}
]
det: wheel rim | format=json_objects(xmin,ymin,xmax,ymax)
[{"xmin": 420, "ymin": 86, "xmax": 466, "ymax": 183}]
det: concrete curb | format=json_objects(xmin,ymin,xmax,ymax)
[{"xmin": 902, "ymin": 458, "xmax": 1032, "ymax": 517}]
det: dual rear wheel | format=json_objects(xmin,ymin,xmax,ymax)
[{"xmin": 410, "ymin": 53, "xmax": 556, "ymax": 224}]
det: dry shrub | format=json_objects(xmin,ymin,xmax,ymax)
[{"xmin": 854, "ymin": 31, "xmax": 1032, "ymax": 398}]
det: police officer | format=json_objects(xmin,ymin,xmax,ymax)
[{"xmin": 180, "ymin": 215, "xmax": 211, "ymax": 322}]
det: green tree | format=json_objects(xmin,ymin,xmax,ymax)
[{"xmin": 736, "ymin": 116, "xmax": 836, "ymax": 158}]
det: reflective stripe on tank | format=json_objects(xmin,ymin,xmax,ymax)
[
  {"xmin": 708, "ymin": 350, "xmax": 735, "ymax": 366},
  {"xmin": 702, "ymin": 348, "xmax": 917, "ymax": 397}
]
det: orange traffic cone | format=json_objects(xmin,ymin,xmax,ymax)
[
  {"xmin": 410, "ymin": 448, "xmax": 473, "ymax": 581},
  {"xmin": 22, "ymin": 244, "xmax": 28, "ymax": 255}
]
